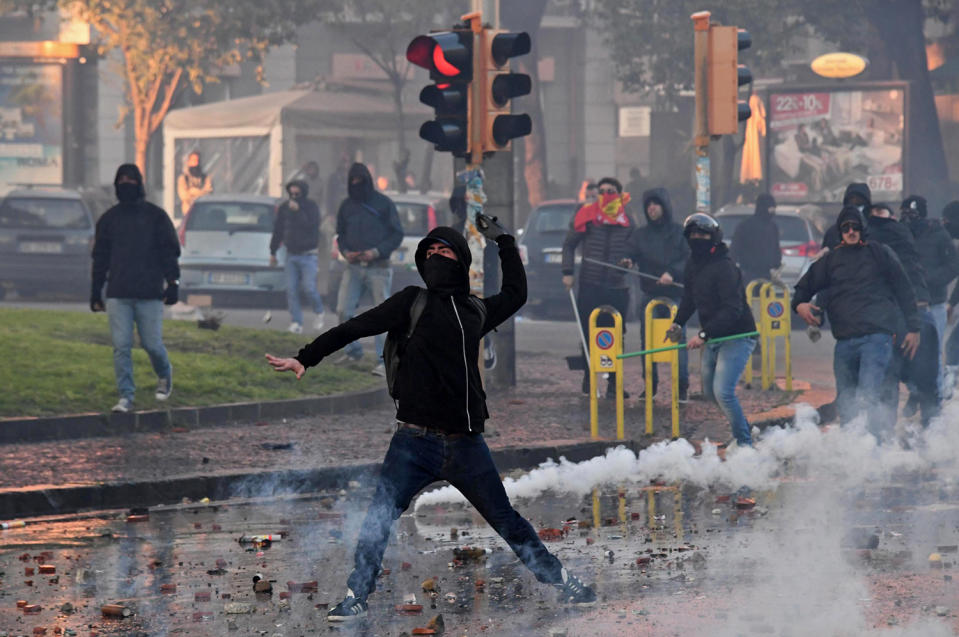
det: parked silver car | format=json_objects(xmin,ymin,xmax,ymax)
[{"xmin": 178, "ymin": 193, "xmax": 284, "ymax": 304}]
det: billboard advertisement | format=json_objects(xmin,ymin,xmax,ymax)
[
  {"xmin": 767, "ymin": 87, "xmax": 905, "ymax": 203},
  {"xmin": 0, "ymin": 63, "xmax": 62, "ymax": 187}
]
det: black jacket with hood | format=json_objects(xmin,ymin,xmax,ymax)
[
  {"xmin": 270, "ymin": 179, "xmax": 321, "ymax": 256},
  {"xmin": 730, "ymin": 193, "xmax": 782, "ymax": 279},
  {"xmin": 629, "ymin": 188, "xmax": 688, "ymax": 300},
  {"xmin": 865, "ymin": 214, "xmax": 930, "ymax": 304},
  {"xmin": 91, "ymin": 164, "xmax": 180, "ymax": 300},
  {"xmin": 294, "ymin": 227, "xmax": 526, "ymax": 434},
  {"xmin": 823, "ymin": 183, "xmax": 871, "ymax": 250},
  {"xmin": 792, "ymin": 207, "xmax": 919, "ymax": 340},
  {"xmin": 675, "ymin": 242, "xmax": 756, "ymax": 339},
  {"xmin": 901, "ymin": 195, "xmax": 959, "ymax": 305},
  {"xmin": 561, "ymin": 198, "xmax": 638, "ymax": 290},
  {"xmin": 335, "ymin": 163, "xmax": 403, "ymax": 266}
]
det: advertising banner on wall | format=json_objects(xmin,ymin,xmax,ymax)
[
  {"xmin": 0, "ymin": 63, "xmax": 62, "ymax": 187},
  {"xmin": 767, "ymin": 86, "xmax": 905, "ymax": 204}
]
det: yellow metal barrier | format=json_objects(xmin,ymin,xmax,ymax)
[
  {"xmin": 744, "ymin": 279, "xmax": 767, "ymax": 386},
  {"xmin": 588, "ymin": 306, "xmax": 624, "ymax": 440},
  {"xmin": 643, "ymin": 299, "xmax": 679, "ymax": 439},
  {"xmin": 760, "ymin": 282, "xmax": 792, "ymax": 390}
]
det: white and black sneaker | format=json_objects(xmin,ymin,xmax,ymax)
[
  {"xmin": 555, "ymin": 568, "xmax": 596, "ymax": 606},
  {"xmin": 327, "ymin": 590, "xmax": 368, "ymax": 621},
  {"xmin": 156, "ymin": 371, "xmax": 173, "ymax": 401}
]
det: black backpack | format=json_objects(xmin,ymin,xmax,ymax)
[{"xmin": 383, "ymin": 288, "xmax": 487, "ymax": 398}]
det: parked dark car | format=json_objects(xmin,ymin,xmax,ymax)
[
  {"xmin": 0, "ymin": 188, "xmax": 96, "ymax": 300},
  {"xmin": 517, "ymin": 199, "xmax": 581, "ymax": 318}
]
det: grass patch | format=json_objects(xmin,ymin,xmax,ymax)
[{"xmin": 0, "ymin": 308, "xmax": 382, "ymax": 417}]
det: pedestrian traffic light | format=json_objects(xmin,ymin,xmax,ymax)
[
  {"xmin": 707, "ymin": 25, "xmax": 752, "ymax": 136},
  {"xmin": 480, "ymin": 29, "xmax": 532, "ymax": 152},
  {"xmin": 407, "ymin": 29, "xmax": 474, "ymax": 156}
]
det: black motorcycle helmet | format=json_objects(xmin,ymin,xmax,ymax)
[{"xmin": 683, "ymin": 212, "xmax": 723, "ymax": 243}]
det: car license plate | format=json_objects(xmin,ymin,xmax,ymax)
[
  {"xmin": 208, "ymin": 271, "xmax": 250, "ymax": 285},
  {"xmin": 544, "ymin": 253, "xmax": 562, "ymax": 264},
  {"xmin": 20, "ymin": 241, "xmax": 62, "ymax": 254}
]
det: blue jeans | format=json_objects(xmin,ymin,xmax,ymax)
[
  {"xmin": 701, "ymin": 337, "xmax": 756, "ymax": 446},
  {"xmin": 833, "ymin": 333, "xmax": 893, "ymax": 436},
  {"xmin": 337, "ymin": 264, "xmax": 393, "ymax": 359},
  {"xmin": 285, "ymin": 253, "xmax": 324, "ymax": 325},
  {"xmin": 346, "ymin": 426, "xmax": 564, "ymax": 599},
  {"xmin": 106, "ymin": 298, "xmax": 171, "ymax": 401},
  {"xmin": 641, "ymin": 297, "xmax": 689, "ymax": 393}
]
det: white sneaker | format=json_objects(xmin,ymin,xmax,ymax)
[
  {"xmin": 155, "ymin": 372, "xmax": 173, "ymax": 401},
  {"xmin": 288, "ymin": 322, "xmax": 303, "ymax": 334},
  {"xmin": 112, "ymin": 397, "xmax": 134, "ymax": 413},
  {"xmin": 313, "ymin": 315, "xmax": 325, "ymax": 331}
]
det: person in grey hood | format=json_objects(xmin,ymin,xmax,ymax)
[
  {"xmin": 266, "ymin": 220, "xmax": 597, "ymax": 621},
  {"xmin": 730, "ymin": 193, "xmax": 782, "ymax": 284},
  {"xmin": 624, "ymin": 187, "xmax": 690, "ymax": 400},
  {"xmin": 91, "ymin": 163, "xmax": 180, "ymax": 413},
  {"xmin": 270, "ymin": 179, "xmax": 325, "ymax": 334},
  {"xmin": 334, "ymin": 162, "xmax": 404, "ymax": 372}
]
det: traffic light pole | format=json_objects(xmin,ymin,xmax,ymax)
[{"xmin": 692, "ymin": 11, "xmax": 711, "ymax": 214}]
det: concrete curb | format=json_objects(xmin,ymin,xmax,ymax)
[
  {"xmin": 0, "ymin": 387, "xmax": 392, "ymax": 445},
  {"xmin": 0, "ymin": 439, "xmax": 632, "ymax": 520}
]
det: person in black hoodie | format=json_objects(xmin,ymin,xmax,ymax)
[
  {"xmin": 823, "ymin": 182, "xmax": 872, "ymax": 250},
  {"xmin": 668, "ymin": 213, "xmax": 757, "ymax": 447},
  {"xmin": 91, "ymin": 164, "xmax": 180, "ymax": 413},
  {"xmin": 792, "ymin": 207, "xmax": 919, "ymax": 439},
  {"xmin": 624, "ymin": 187, "xmax": 690, "ymax": 400},
  {"xmin": 265, "ymin": 221, "xmax": 597, "ymax": 620},
  {"xmin": 730, "ymin": 193, "xmax": 782, "ymax": 284},
  {"xmin": 270, "ymin": 180, "xmax": 325, "ymax": 334},
  {"xmin": 941, "ymin": 201, "xmax": 959, "ymax": 384},
  {"xmin": 334, "ymin": 163, "xmax": 404, "ymax": 371}
]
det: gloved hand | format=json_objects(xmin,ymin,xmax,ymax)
[
  {"xmin": 163, "ymin": 282, "xmax": 179, "ymax": 306},
  {"xmin": 90, "ymin": 294, "xmax": 105, "ymax": 312},
  {"xmin": 664, "ymin": 323, "xmax": 683, "ymax": 343},
  {"xmin": 475, "ymin": 212, "xmax": 509, "ymax": 241}
]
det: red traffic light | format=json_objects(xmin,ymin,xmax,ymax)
[{"xmin": 406, "ymin": 31, "xmax": 473, "ymax": 81}]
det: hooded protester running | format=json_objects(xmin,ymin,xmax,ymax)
[
  {"xmin": 333, "ymin": 162, "xmax": 404, "ymax": 371},
  {"xmin": 625, "ymin": 187, "xmax": 690, "ymax": 400},
  {"xmin": 730, "ymin": 193, "xmax": 782, "ymax": 284},
  {"xmin": 91, "ymin": 163, "xmax": 180, "ymax": 413},
  {"xmin": 265, "ymin": 220, "xmax": 597, "ymax": 621}
]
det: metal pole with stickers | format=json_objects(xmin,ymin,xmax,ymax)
[
  {"xmin": 643, "ymin": 299, "xmax": 680, "ymax": 439},
  {"xmin": 760, "ymin": 282, "xmax": 792, "ymax": 391},
  {"xmin": 588, "ymin": 306, "xmax": 624, "ymax": 440}
]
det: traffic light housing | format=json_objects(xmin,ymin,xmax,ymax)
[
  {"xmin": 407, "ymin": 29, "xmax": 474, "ymax": 156},
  {"xmin": 707, "ymin": 25, "xmax": 752, "ymax": 136},
  {"xmin": 480, "ymin": 30, "xmax": 532, "ymax": 152}
]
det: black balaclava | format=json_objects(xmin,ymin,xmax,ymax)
[
  {"xmin": 688, "ymin": 237, "xmax": 714, "ymax": 260},
  {"xmin": 900, "ymin": 195, "xmax": 926, "ymax": 231},
  {"xmin": 286, "ymin": 179, "xmax": 309, "ymax": 200},
  {"xmin": 942, "ymin": 201, "xmax": 959, "ymax": 239},
  {"xmin": 415, "ymin": 226, "xmax": 472, "ymax": 296},
  {"xmin": 842, "ymin": 182, "xmax": 872, "ymax": 214},
  {"xmin": 114, "ymin": 163, "xmax": 145, "ymax": 203},
  {"xmin": 755, "ymin": 193, "xmax": 776, "ymax": 218},
  {"xmin": 347, "ymin": 162, "xmax": 374, "ymax": 202}
]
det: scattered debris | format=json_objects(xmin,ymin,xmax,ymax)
[{"xmin": 101, "ymin": 604, "xmax": 131, "ymax": 618}]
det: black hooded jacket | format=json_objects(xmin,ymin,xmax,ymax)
[
  {"xmin": 294, "ymin": 227, "xmax": 526, "ymax": 434},
  {"xmin": 906, "ymin": 217, "xmax": 959, "ymax": 305},
  {"xmin": 91, "ymin": 164, "xmax": 180, "ymax": 300},
  {"xmin": 335, "ymin": 163, "xmax": 403, "ymax": 265},
  {"xmin": 792, "ymin": 208, "xmax": 919, "ymax": 340},
  {"xmin": 270, "ymin": 179, "xmax": 321, "ymax": 256},
  {"xmin": 730, "ymin": 194, "xmax": 782, "ymax": 279},
  {"xmin": 628, "ymin": 188, "xmax": 688, "ymax": 300},
  {"xmin": 675, "ymin": 242, "xmax": 756, "ymax": 339},
  {"xmin": 865, "ymin": 215, "xmax": 930, "ymax": 304},
  {"xmin": 823, "ymin": 183, "xmax": 871, "ymax": 250}
]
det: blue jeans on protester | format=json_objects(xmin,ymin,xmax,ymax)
[
  {"xmin": 106, "ymin": 298, "xmax": 171, "ymax": 401},
  {"xmin": 346, "ymin": 426, "xmax": 564, "ymax": 599},
  {"xmin": 338, "ymin": 264, "xmax": 393, "ymax": 359},
  {"xmin": 641, "ymin": 296, "xmax": 689, "ymax": 394},
  {"xmin": 833, "ymin": 333, "xmax": 893, "ymax": 438},
  {"xmin": 701, "ymin": 337, "xmax": 756, "ymax": 446},
  {"xmin": 285, "ymin": 252, "xmax": 324, "ymax": 325}
]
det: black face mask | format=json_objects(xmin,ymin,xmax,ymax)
[
  {"xmin": 116, "ymin": 182, "xmax": 140, "ymax": 203},
  {"xmin": 945, "ymin": 223, "xmax": 959, "ymax": 240},
  {"xmin": 348, "ymin": 180, "xmax": 367, "ymax": 201},
  {"xmin": 422, "ymin": 254, "xmax": 463, "ymax": 293},
  {"xmin": 688, "ymin": 238, "xmax": 714, "ymax": 260}
]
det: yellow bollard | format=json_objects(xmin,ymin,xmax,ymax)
[
  {"xmin": 644, "ymin": 299, "xmax": 680, "ymax": 439},
  {"xmin": 588, "ymin": 306, "xmax": 625, "ymax": 440},
  {"xmin": 744, "ymin": 279, "xmax": 767, "ymax": 386},
  {"xmin": 760, "ymin": 282, "xmax": 792, "ymax": 390},
  {"xmin": 592, "ymin": 488, "xmax": 601, "ymax": 530}
]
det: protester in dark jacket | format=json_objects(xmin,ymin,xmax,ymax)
[
  {"xmin": 270, "ymin": 179, "xmax": 324, "ymax": 334},
  {"xmin": 792, "ymin": 207, "xmax": 919, "ymax": 438},
  {"xmin": 266, "ymin": 222, "xmax": 596, "ymax": 620},
  {"xmin": 91, "ymin": 163, "xmax": 180, "ymax": 413},
  {"xmin": 866, "ymin": 203, "xmax": 930, "ymax": 304},
  {"xmin": 941, "ymin": 202, "xmax": 959, "ymax": 382},
  {"xmin": 823, "ymin": 182, "xmax": 872, "ymax": 250},
  {"xmin": 731, "ymin": 193, "xmax": 782, "ymax": 284},
  {"xmin": 561, "ymin": 177, "xmax": 639, "ymax": 396},
  {"xmin": 671, "ymin": 213, "xmax": 757, "ymax": 447},
  {"xmin": 334, "ymin": 162, "xmax": 404, "ymax": 369},
  {"xmin": 625, "ymin": 187, "xmax": 690, "ymax": 399}
]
